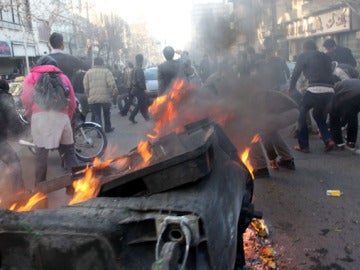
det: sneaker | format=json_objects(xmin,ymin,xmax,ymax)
[
  {"xmin": 105, "ymin": 127, "xmax": 115, "ymax": 133},
  {"xmin": 278, "ymin": 159, "xmax": 296, "ymax": 170},
  {"xmin": 345, "ymin": 142, "xmax": 356, "ymax": 151},
  {"xmin": 324, "ymin": 140, "xmax": 335, "ymax": 152},
  {"xmin": 253, "ymin": 168, "xmax": 270, "ymax": 179},
  {"xmin": 335, "ymin": 143, "xmax": 345, "ymax": 150}
]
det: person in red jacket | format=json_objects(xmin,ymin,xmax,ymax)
[{"xmin": 21, "ymin": 55, "xmax": 78, "ymax": 184}]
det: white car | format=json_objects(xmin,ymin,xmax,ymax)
[{"xmin": 144, "ymin": 67, "xmax": 158, "ymax": 101}]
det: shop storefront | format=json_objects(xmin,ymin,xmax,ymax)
[
  {"xmin": 0, "ymin": 40, "xmax": 38, "ymax": 80},
  {"xmin": 285, "ymin": 7, "xmax": 360, "ymax": 63}
]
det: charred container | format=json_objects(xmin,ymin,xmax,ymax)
[{"xmin": 0, "ymin": 119, "xmax": 261, "ymax": 269}]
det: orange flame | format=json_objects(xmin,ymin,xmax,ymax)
[
  {"xmin": 68, "ymin": 167, "xmax": 100, "ymax": 205},
  {"xmin": 137, "ymin": 140, "xmax": 152, "ymax": 167},
  {"xmin": 251, "ymin": 134, "xmax": 260, "ymax": 144},
  {"xmin": 9, "ymin": 192, "xmax": 47, "ymax": 212},
  {"xmin": 147, "ymin": 79, "xmax": 196, "ymax": 139},
  {"xmin": 239, "ymin": 134, "xmax": 261, "ymax": 179},
  {"xmin": 240, "ymin": 147, "xmax": 254, "ymax": 179}
]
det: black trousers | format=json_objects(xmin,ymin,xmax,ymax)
[
  {"xmin": 35, "ymin": 144, "xmax": 79, "ymax": 184},
  {"xmin": 90, "ymin": 103, "xmax": 112, "ymax": 131},
  {"xmin": 330, "ymin": 96, "xmax": 360, "ymax": 145},
  {"xmin": 129, "ymin": 92, "xmax": 149, "ymax": 121}
]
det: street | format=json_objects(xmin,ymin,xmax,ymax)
[
  {"xmin": 1, "ymin": 105, "xmax": 360, "ymax": 269},
  {"xmin": 253, "ymin": 127, "xmax": 360, "ymax": 269}
]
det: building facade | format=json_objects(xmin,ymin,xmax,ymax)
[
  {"xmin": 0, "ymin": 0, "xmax": 94, "ymax": 79},
  {"xmin": 276, "ymin": 0, "xmax": 360, "ymax": 63}
]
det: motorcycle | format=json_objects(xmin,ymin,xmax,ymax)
[{"xmin": 18, "ymin": 98, "xmax": 107, "ymax": 162}]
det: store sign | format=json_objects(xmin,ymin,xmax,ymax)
[
  {"xmin": 0, "ymin": 41, "xmax": 12, "ymax": 57},
  {"xmin": 287, "ymin": 8, "xmax": 350, "ymax": 39}
]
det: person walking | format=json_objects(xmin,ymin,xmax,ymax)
[
  {"xmin": 20, "ymin": 55, "xmax": 78, "ymax": 184},
  {"xmin": 0, "ymin": 79, "xmax": 26, "ymax": 194},
  {"xmin": 289, "ymin": 39, "xmax": 335, "ymax": 153},
  {"xmin": 323, "ymin": 38, "xmax": 357, "ymax": 68},
  {"xmin": 128, "ymin": 54, "xmax": 149, "ymax": 124},
  {"xmin": 48, "ymin": 32, "xmax": 90, "ymax": 79},
  {"xmin": 157, "ymin": 46, "xmax": 181, "ymax": 95},
  {"xmin": 120, "ymin": 61, "xmax": 134, "ymax": 116},
  {"xmin": 83, "ymin": 56, "xmax": 117, "ymax": 133}
]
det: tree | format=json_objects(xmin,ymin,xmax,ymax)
[{"xmin": 128, "ymin": 23, "xmax": 162, "ymax": 66}]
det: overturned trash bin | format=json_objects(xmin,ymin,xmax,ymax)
[{"xmin": 0, "ymin": 118, "xmax": 261, "ymax": 270}]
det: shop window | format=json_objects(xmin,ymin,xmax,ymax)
[
  {"xmin": 38, "ymin": 20, "xmax": 49, "ymax": 42},
  {"xmin": 0, "ymin": 0, "xmax": 20, "ymax": 24}
]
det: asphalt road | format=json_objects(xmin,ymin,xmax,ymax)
[
  {"xmin": 1, "ymin": 105, "xmax": 359, "ymax": 269},
  {"xmin": 254, "ymin": 127, "xmax": 360, "ymax": 270}
]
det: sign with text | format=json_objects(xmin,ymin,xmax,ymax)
[
  {"xmin": 287, "ymin": 8, "xmax": 350, "ymax": 39},
  {"xmin": 0, "ymin": 41, "xmax": 12, "ymax": 57}
]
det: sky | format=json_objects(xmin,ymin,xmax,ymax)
[{"xmin": 99, "ymin": 0, "xmax": 223, "ymax": 50}]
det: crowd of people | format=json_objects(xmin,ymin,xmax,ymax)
[
  {"xmin": 237, "ymin": 38, "xmax": 359, "ymax": 178},
  {"xmin": 0, "ymin": 31, "xmax": 359, "ymax": 196}
]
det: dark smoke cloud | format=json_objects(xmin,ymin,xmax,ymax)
[{"xmin": 196, "ymin": 11, "xmax": 239, "ymax": 55}]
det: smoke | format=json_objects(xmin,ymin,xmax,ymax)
[
  {"xmin": 149, "ymin": 71, "xmax": 267, "ymax": 152},
  {"xmin": 196, "ymin": 11, "xmax": 239, "ymax": 56}
]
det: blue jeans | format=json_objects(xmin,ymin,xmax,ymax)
[{"xmin": 298, "ymin": 91, "xmax": 334, "ymax": 149}]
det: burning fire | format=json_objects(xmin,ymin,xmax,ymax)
[
  {"xmin": 9, "ymin": 192, "xmax": 47, "ymax": 212},
  {"xmin": 239, "ymin": 134, "xmax": 260, "ymax": 179},
  {"xmin": 3, "ymin": 79, "xmax": 261, "ymax": 211},
  {"xmin": 137, "ymin": 140, "xmax": 152, "ymax": 167},
  {"xmin": 68, "ymin": 166, "xmax": 100, "ymax": 206},
  {"xmin": 147, "ymin": 79, "xmax": 197, "ymax": 139}
]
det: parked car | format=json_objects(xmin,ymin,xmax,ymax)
[{"xmin": 144, "ymin": 67, "xmax": 158, "ymax": 102}]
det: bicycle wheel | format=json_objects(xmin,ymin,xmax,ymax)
[{"xmin": 74, "ymin": 123, "xmax": 107, "ymax": 162}]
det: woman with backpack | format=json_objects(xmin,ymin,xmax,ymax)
[{"xmin": 20, "ymin": 55, "xmax": 79, "ymax": 186}]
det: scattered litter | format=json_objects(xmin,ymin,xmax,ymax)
[
  {"xmin": 326, "ymin": 190, "xmax": 342, "ymax": 197},
  {"xmin": 244, "ymin": 218, "xmax": 286, "ymax": 269}
]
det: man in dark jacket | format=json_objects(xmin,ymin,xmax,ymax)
[
  {"xmin": 157, "ymin": 46, "xmax": 181, "ymax": 95},
  {"xmin": 129, "ymin": 54, "xmax": 149, "ymax": 124},
  {"xmin": 0, "ymin": 79, "xmax": 26, "ymax": 194},
  {"xmin": 289, "ymin": 39, "xmax": 335, "ymax": 153},
  {"xmin": 323, "ymin": 38, "xmax": 357, "ymax": 68},
  {"xmin": 49, "ymin": 32, "xmax": 90, "ymax": 80},
  {"xmin": 71, "ymin": 68, "xmax": 88, "ymax": 116},
  {"xmin": 330, "ymin": 79, "xmax": 360, "ymax": 151}
]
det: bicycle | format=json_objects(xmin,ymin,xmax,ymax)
[{"xmin": 18, "ymin": 99, "xmax": 107, "ymax": 162}]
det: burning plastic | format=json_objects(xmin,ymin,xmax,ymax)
[{"xmin": 0, "ymin": 119, "xmax": 261, "ymax": 269}]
